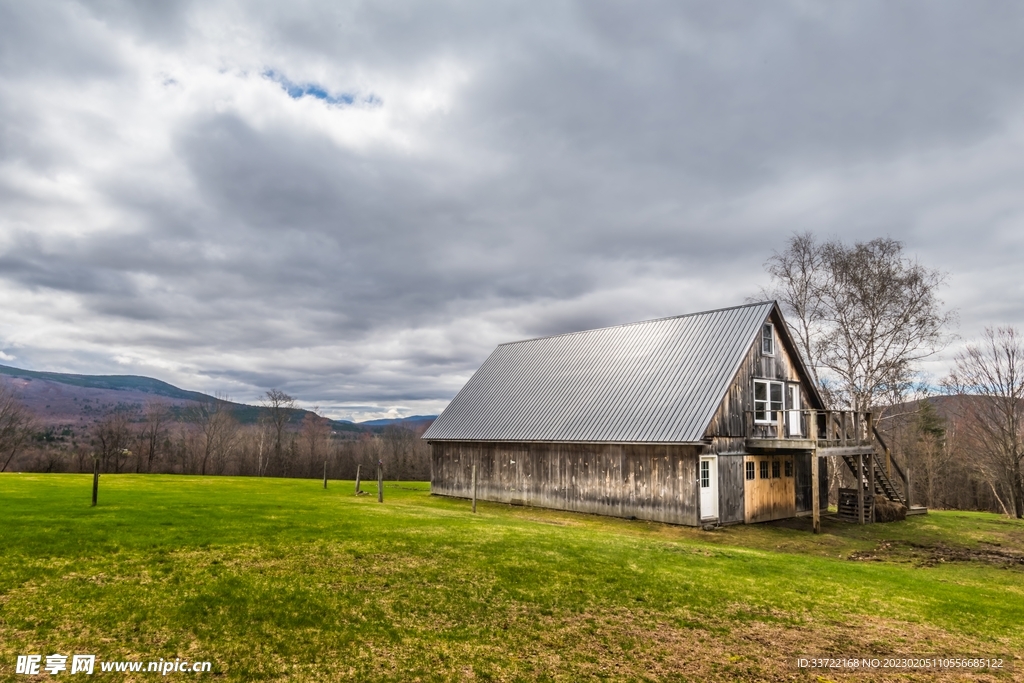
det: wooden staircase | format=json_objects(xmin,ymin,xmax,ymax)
[
  {"xmin": 831, "ymin": 422, "xmax": 926, "ymax": 523},
  {"xmin": 840, "ymin": 453, "xmax": 904, "ymax": 505}
]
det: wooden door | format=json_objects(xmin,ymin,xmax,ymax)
[{"xmin": 744, "ymin": 455, "xmax": 796, "ymax": 523}]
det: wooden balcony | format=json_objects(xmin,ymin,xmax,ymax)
[
  {"xmin": 741, "ymin": 409, "xmax": 920, "ymax": 530},
  {"xmin": 744, "ymin": 409, "xmax": 875, "ymax": 453}
]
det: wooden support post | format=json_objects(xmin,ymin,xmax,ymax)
[
  {"xmin": 811, "ymin": 452, "xmax": 820, "ymax": 534},
  {"xmin": 868, "ymin": 450, "xmax": 875, "ymax": 522},
  {"xmin": 841, "ymin": 412, "xmax": 848, "ymax": 447},
  {"xmin": 91, "ymin": 458, "xmax": 99, "ymax": 507},
  {"xmin": 323, "ymin": 461, "xmax": 328, "ymax": 489},
  {"xmin": 809, "ymin": 410, "xmax": 820, "ymax": 534},
  {"xmin": 857, "ymin": 453, "xmax": 865, "ymax": 525},
  {"xmin": 355, "ymin": 464, "xmax": 362, "ymax": 494},
  {"xmin": 471, "ymin": 463, "xmax": 477, "ymax": 513},
  {"xmin": 377, "ymin": 463, "xmax": 384, "ymax": 503},
  {"xmin": 776, "ymin": 409, "xmax": 784, "ymax": 440},
  {"xmin": 905, "ymin": 465, "xmax": 912, "ymax": 509}
]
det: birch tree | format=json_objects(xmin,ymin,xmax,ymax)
[{"xmin": 764, "ymin": 234, "xmax": 952, "ymax": 411}]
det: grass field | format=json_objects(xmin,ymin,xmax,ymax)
[{"xmin": 1, "ymin": 474, "xmax": 1022, "ymax": 682}]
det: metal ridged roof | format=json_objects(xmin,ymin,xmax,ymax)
[{"xmin": 423, "ymin": 301, "xmax": 776, "ymax": 443}]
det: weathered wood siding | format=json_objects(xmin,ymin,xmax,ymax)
[
  {"xmin": 717, "ymin": 454, "xmax": 746, "ymax": 524},
  {"xmin": 431, "ymin": 442, "xmax": 700, "ymax": 525},
  {"xmin": 705, "ymin": 309, "xmax": 819, "ymax": 439}
]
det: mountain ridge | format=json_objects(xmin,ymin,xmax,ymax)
[{"xmin": 0, "ymin": 364, "xmax": 434, "ymax": 431}]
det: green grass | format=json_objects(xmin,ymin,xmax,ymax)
[{"xmin": 1, "ymin": 474, "xmax": 1022, "ymax": 682}]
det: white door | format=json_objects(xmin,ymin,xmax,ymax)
[
  {"xmin": 787, "ymin": 385, "xmax": 802, "ymax": 437},
  {"xmin": 699, "ymin": 456, "xmax": 718, "ymax": 520}
]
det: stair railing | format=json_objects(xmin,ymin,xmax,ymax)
[{"xmin": 871, "ymin": 425, "xmax": 910, "ymax": 507}]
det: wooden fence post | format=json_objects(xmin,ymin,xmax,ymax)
[
  {"xmin": 355, "ymin": 464, "xmax": 362, "ymax": 494},
  {"xmin": 377, "ymin": 462, "xmax": 384, "ymax": 503},
  {"xmin": 92, "ymin": 457, "xmax": 99, "ymax": 507},
  {"xmin": 472, "ymin": 463, "xmax": 477, "ymax": 513}
]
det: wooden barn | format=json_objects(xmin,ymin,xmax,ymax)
[{"xmin": 423, "ymin": 302, "xmax": 911, "ymax": 529}]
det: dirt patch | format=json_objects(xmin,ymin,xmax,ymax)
[
  {"xmin": 848, "ymin": 539, "xmax": 1024, "ymax": 568},
  {"xmin": 521, "ymin": 516, "xmax": 573, "ymax": 527}
]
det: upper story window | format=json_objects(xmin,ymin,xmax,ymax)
[
  {"xmin": 761, "ymin": 323, "xmax": 774, "ymax": 355},
  {"xmin": 754, "ymin": 379, "xmax": 785, "ymax": 423}
]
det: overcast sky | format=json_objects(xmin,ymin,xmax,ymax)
[{"xmin": 1, "ymin": 1, "xmax": 1023, "ymax": 420}]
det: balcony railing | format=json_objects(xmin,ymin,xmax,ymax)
[{"xmin": 744, "ymin": 409, "xmax": 874, "ymax": 447}]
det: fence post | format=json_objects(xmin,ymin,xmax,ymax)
[
  {"xmin": 355, "ymin": 464, "xmax": 362, "ymax": 494},
  {"xmin": 472, "ymin": 463, "xmax": 477, "ymax": 513},
  {"xmin": 92, "ymin": 457, "xmax": 99, "ymax": 507},
  {"xmin": 377, "ymin": 461, "xmax": 384, "ymax": 503}
]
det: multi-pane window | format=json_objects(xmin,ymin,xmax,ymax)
[
  {"xmin": 745, "ymin": 461, "xmax": 755, "ymax": 480},
  {"xmin": 700, "ymin": 460, "xmax": 710, "ymax": 488},
  {"xmin": 754, "ymin": 379, "xmax": 785, "ymax": 423},
  {"xmin": 761, "ymin": 323, "xmax": 774, "ymax": 355},
  {"xmin": 784, "ymin": 460, "xmax": 793, "ymax": 477},
  {"xmin": 759, "ymin": 460, "xmax": 769, "ymax": 479},
  {"xmin": 772, "ymin": 460, "xmax": 780, "ymax": 478}
]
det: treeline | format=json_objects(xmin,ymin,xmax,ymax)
[
  {"xmin": 877, "ymin": 396, "xmax": 1011, "ymax": 515},
  {"xmin": 0, "ymin": 389, "xmax": 431, "ymax": 482}
]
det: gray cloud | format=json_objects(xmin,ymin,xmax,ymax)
[{"xmin": 1, "ymin": 1, "xmax": 1024, "ymax": 419}]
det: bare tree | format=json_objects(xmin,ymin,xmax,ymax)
[
  {"xmin": 137, "ymin": 402, "xmax": 170, "ymax": 473},
  {"xmin": 763, "ymin": 232, "xmax": 826, "ymax": 389},
  {"xmin": 0, "ymin": 383, "xmax": 35, "ymax": 472},
  {"xmin": 184, "ymin": 398, "xmax": 239, "ymax": 476},
  {"xmin": 945, "ymin": 327, "xmax": 1024, "ymax": 518},
  {"xmin": 301, "ymin": 409, "xmax": 332, "ymax": 476},
  {"xmin": 93, "ymin": 409, "xmax": 135, "ymax": 473},
  {"xmin": 765, "ymin": 234, "xmax": 953, "ymax": 411},
  {"xmin": 253, "ymin": 417, "xmax": 273, "ymax": 477},
  {"xmin": 262, "ymin": 389, "xmax": 295, "ymax": 476}
]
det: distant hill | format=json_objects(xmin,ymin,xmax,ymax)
[
  {"xmin": 0, "ymin": 364, "xmax": 429, "ymax": 434},
  {"xmin": 358, "ymin": 415, "xmax": 437, "ymax": 428},
  {"xmin": 0, "ymin": 364, "xmax": 213, "ymax": 402}
]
